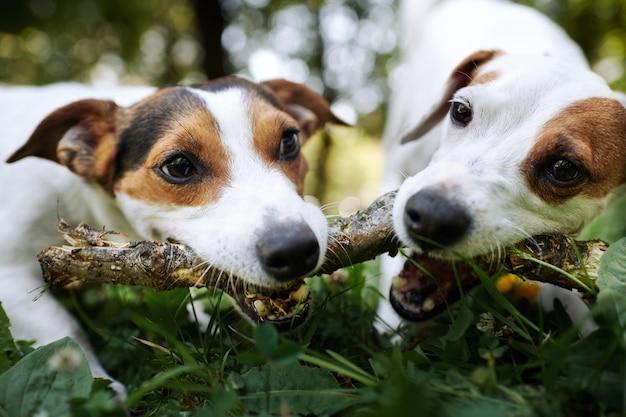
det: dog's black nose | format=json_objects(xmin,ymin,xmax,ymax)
[
  {"xmin": 256, "ymin": 223, "xmax": 321, "ymax": 282},
  {"xmin": 403, "ymin": 188, "xmax": 471, "ymax": 251}
]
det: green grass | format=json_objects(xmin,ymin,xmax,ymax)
[{"xmin": 2, "ymin": 215, "xmax": 626, "ymax": 416}]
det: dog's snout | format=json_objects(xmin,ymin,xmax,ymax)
[
  {"xmin": 403, "ymin": 189, "xmax": 471, "ymax": 250},
  {"xmin": 256, "ymin": 223, "xmax": 321, "ymax": 282}
]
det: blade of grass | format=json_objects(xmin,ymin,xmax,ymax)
[
  {"xmin": 298, "ymin": 351, "xmax": 378, "ymax": 387},
  {"xmin": 508, "ymin": 248, "xmax": 595, "ymax": 294},
  {"xmin": 122, "ymin": 364, "xmax": 209, "ymax": 406}
]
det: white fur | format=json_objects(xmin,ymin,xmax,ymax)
[
  {"xmin": 116, "ymin": 88, "xmax": 328, "ymax": 286},
  {"xmin": 383, "ymin": 0, "xmax": 588, "ymax": 190},
  {"xmin": 380, "ymin": 0, "xmax": 621, "ymax": 334},
  {"xmin": 0, "ymin": 82, "xmax": 328, "ymax": 397},
  {"xmin": 0, "ymin": 84, "xmax": 154, "ymax": 397}
]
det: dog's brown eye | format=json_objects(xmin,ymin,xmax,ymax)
[
  {"xmin": 159, "ymin": 154, "xmax": 197, "ymax": 182},
  {"xmin": 547, "ymin": 158, "xmax": 583, "ymax": 184},
  {"xmin": 278, "ymin": 128, "xmax": 300, "ymax": 161},
  {"xmin": 450, "ymin": 101, "xmax": 473, "ymax": 127}
]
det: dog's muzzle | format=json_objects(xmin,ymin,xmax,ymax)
[
  {"xmin": 256, "ymin": 222, "xmax": 321, "ymax": 282},
  {"xmin": 403, "ymin": 188, "xmax": 472, "ymax": 251}
]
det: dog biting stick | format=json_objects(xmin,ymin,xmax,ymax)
[{"xmin": 39, "ymin": 190, "xmax": 605, "ymax": 298}]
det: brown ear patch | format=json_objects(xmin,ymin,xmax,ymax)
[
  {"xmin": 7, "ymin": 99, "xmax": 119, "ymax": 164},
  {"xmin": 114, "ymin": 100, "xmax": 230, "ymax": 208},
  {"xmin": 400, "ymin": 50, "xmax": 502, "ymax": 144},
  {"xmin": 523, "ymin": 97, "xmax": 626, "ymax": 204},
  {"xmin": 261, "ymin": 79, "xmax": 348, "ymax": 139},
  {"xmin": 6, "ymin": 99, "xmax": 121, "ymax": 191},
  {"xmin": 247, "ymin": 97, "xmax": 309, "ymax": 196}
]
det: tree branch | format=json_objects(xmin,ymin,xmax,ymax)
[{"xmin": 38, "ymin": 191, "xmax": 607, "ymax": 295}]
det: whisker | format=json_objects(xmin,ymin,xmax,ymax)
[
  {"xmin": 198, "ymin": 264, "xmax": 219, "ymax": 288},
  {"xmin": 329, "ymin": 232, "xmax": 353, "ymax": 263},
  {"xmin": 320, "ymin": 201, "xmax": 340, "ymax": 213}
]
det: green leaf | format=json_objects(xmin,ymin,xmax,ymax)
[
  {"xmin": 556, "ymin": 328, "xmax": 624, "ymax": 412},
  {"xmin": 239, "ymin": 361, "xmax": 360, "ymax": 416},
  {"xmin": 0, "ymin": 337, "xmax": 93, "ymax": 417},
  {"xmin": 596, "ymin": 237, "xmax": 626, "ymax": 292},
  {"xmin": 0, "ymin": 303, "xmax": 20, "ymax": 374},
  {"xmin": 580, "ymin": 193, "xmax": 626, "ymax": 243},
  {"xmin": 254, "ymin": 324, "xmax": 279, "ymax": 360},
  {"xmin": 252, "ymin": 324, "xmax": 303, "ymax": 367},
  {"xmin": 595, "ymin": 237, "xmax": 626, "ymax": 345},
  {"xmin": 270, "ymin": 339, "xmax": 305, "ymax": 367},
  {"xmin": 439, "ymin": 303, "xmax": 474, "ymax": 363}
]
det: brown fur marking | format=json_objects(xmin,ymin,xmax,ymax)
[
  {"xmin": 115, "ymin": 106, "xmax": 230, "ymax": 207},
  {"xmin": 523, "ymin": 97, "xmax": 626, "ymax": 204}
]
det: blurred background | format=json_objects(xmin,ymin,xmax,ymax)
[{"xmin": 1, "ymin": 0, "xmax": 625, "ymax": 213}]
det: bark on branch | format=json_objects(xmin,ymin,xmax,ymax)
[{"xmin": 38, "ymin": 191, "xmax": 607, "ymax": 294}]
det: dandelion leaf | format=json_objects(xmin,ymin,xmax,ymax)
[
  {"xmin": 0, "ymin": 303, "xmax": 20, "ymax": 374},
  {"xmin": 595, "ymin": 236, "xmax": 626, "ymax": 345},
  {"xmin": 238, "ymin": 361, "xmax": 360, "ymax": 416},
  {"xmin": 0, "ymin": 337, "xmax": 93, "ymax": 417}
]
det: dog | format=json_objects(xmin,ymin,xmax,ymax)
[
  {"xmin": 379, "ymin": 0, "xmax": 626, "ymax": 334},
  {"xmin": 0, "ymin": 77, "xmax": 344, "ymax": 396}
]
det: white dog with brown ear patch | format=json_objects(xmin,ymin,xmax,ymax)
[
  {"xmin": 1, "ymin": 77, "xmax": 344, "ymax": 396},
  {"xmin": 379, "ymin": 0, "xmax": 626, "ymax": 332}
]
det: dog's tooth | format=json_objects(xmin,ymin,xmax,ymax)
[
  {"xmin": 391, "ymin": 276, "xmax": 408, "ymax": 289},
  {"xmin": 253, "ymin": 299, "xmax": 269, "ymax": 317},
  {"xmin": 290, "ymin": 284, "xmax": 309, "ymax": 302},
  {"xmin": 422, "ymin": 298, "xmax": 435, "ymax": 313},
  {"xmin": 246, "ymin": 289, "xmax": 257, "ymax": 298}
]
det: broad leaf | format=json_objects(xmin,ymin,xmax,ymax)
[
  {"xmin": 595, "ymin": 237, "xmax": 626, "ymax": 345},
  {"xmin": 0, "ymin": 337, "xmax": 93, "ymax": 417},
  {"xmin": 238, "ymin": 361, "xmax": 360, "ymax": 416},
  {"xmin": 0, "ymin": 303, "xmax": 20, "ymax": 374}
]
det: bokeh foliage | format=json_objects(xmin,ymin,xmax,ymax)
[{"xmin": 1, "ymin": 0, "xmax": 625, "ymax": 135}]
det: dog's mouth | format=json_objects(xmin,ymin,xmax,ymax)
[
  {"xmin": 229, "ymin": 278, "xmax": 311, "ymax": 331},
  {"xmin": 389, "ymin": 252, "xmax": 478, "ymax": 321}
]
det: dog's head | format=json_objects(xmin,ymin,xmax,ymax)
[
  {"xmin": 8, "ymin": 77, "xmax": 345, "ymax": 329},
  {"xmin": 394, "ymin": 50, "xmax": 626, "ymax": 258}
]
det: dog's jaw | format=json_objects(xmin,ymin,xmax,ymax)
[
  {"xmin": 115, "ymin": 178, "xmax": 328, "ymax": 287},
  {"xmin": 379, "ymin": 0, "xmax": 626, "ymax": 332},
  {"xmin": 6, "ymin": 77, "xmax": 340, "ymax": 330},
  {"xmin": 392, "ymin": 160, "xmax": 609, "ymax": 260},
  {"xmin": 112, "ymin": 85, "xmax": 328, "ymax": 329},
  {"xmin": 1, "ymin": 78, "xmax": 340, "ymax": 396}
]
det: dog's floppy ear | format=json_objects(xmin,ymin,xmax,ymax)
[
  {"xmin": 261, "ymin": 79, "xmax": 349, "ymax": 139},
  {"xmin": 401, "ymin": 50, "xmax": 501, "ymax": 144},
  {"xmin": 6, "ymin": 99, "xmax": 121, "ymax": 190}
]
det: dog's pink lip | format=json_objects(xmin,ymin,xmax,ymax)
[
  {"xmin": 389, "ymin": 253, "xmax": 477, "ymax": 321},
  {"xmin": 230, "ymin": 278, "xmax": 311, "ymax": 331}
]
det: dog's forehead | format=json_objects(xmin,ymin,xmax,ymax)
[
  {"xmin": 445, "ymin": 53, "xmax": 618, "ymax": 152},
  {"xmin": 191, "ymin": 77, "xmax": 282, "ymax": 110},
  {"xmin": 476, "ymin": 53, "xmax": 611, "ymax": 100},
  {"xmin": 432, "ymin": 54, "xmax": 626, "ymax": 197},
  {"xmin": 113, "ymin": 80, "xmax": 305, "ymax": 208},
  {"xmin": 115, "ymin": 87, "xmax": 206, "ymax": 177},
  {"xmin": 115, "ymin": 81, "xmax": 285, "ymax": 176}
]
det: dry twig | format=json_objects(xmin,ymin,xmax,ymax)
[{"xmin": 38, "ymin": 190, "xmax": 607, "ymax": 294}]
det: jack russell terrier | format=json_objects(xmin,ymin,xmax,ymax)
[
  {"xmin": 0, "ymin": 77, "xmax": 343, "ymax": 395},
  {"xmin": 379, "ymin": 0, "xmax": 626, "ymax": 333}
]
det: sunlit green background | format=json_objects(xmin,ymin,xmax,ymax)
[{"xmin": 1, "ymin": 0, "xmax": 625, "ymax": 212}]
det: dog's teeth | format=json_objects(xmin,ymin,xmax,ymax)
[
  {"xmin": 253, "ymin": 299, "xmax": 269, "ymax": 317},
  {"xmin": 290, "ymin": 284, "xmax": 309, "ymax": 302},
  {"xmin": 391, "ymin": 276, "xmax": 408, "ymax": 289},
  {"xmin": 245, "ymin": 289, "xmax": 257, "ymax": 298},
  {"xmin": 422, "ymin": 298, "xmax": 435, "ymax": 313}
]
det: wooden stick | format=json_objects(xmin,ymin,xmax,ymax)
[{"xmin": 37, "ymin": 191, "xmax": 606, "ymax": 293}]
